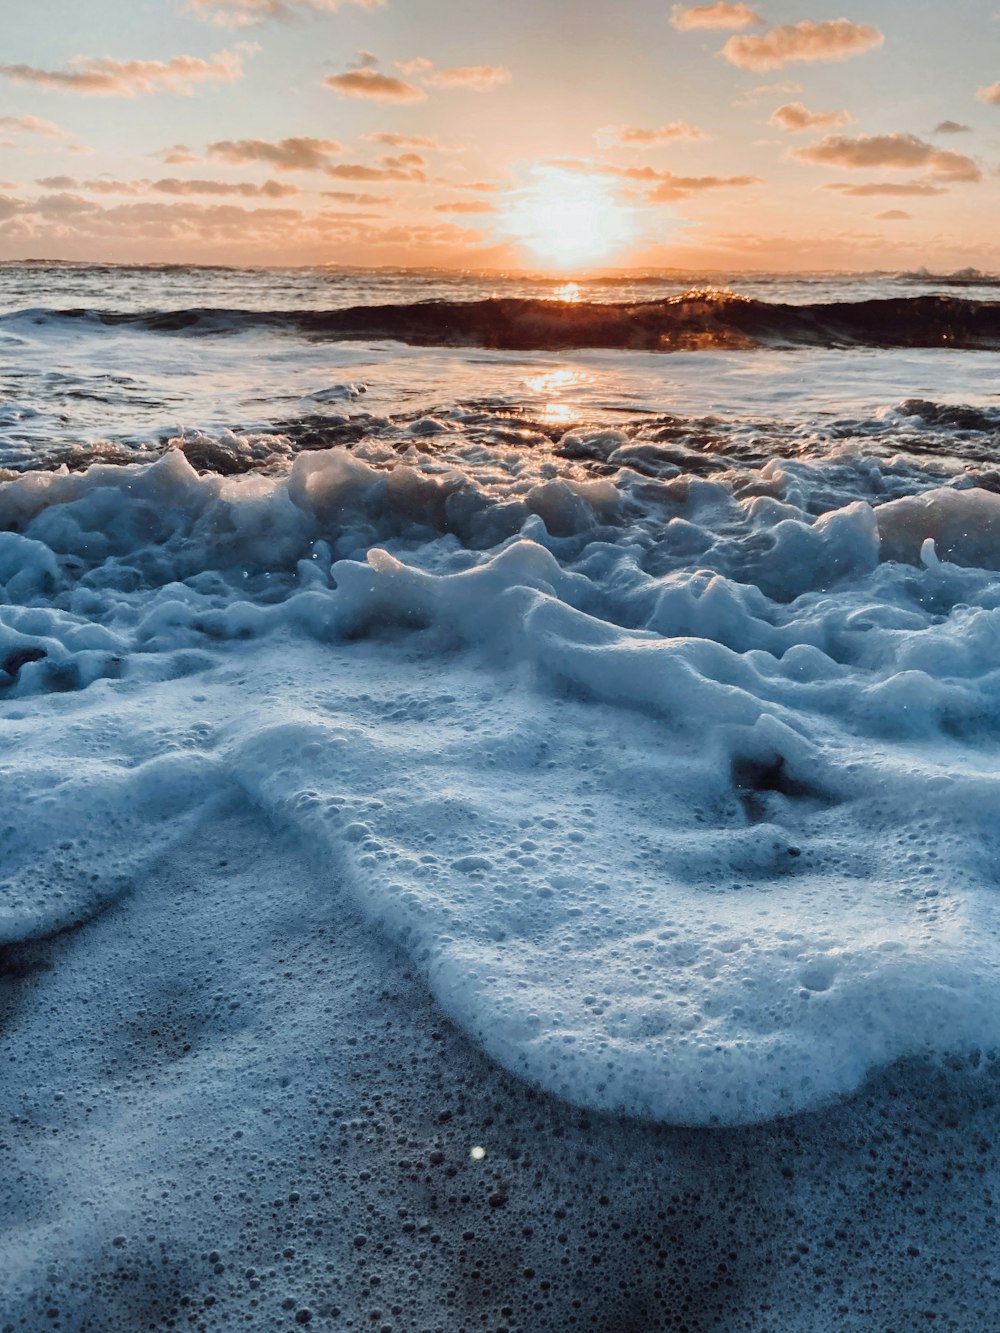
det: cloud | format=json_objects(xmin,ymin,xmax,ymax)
[
  {"xmin": 32, "ymin": 191, "xmax": 100, "ymax": 216},
  {"xmin": 379, "ymin": 152, "xmax": 426, "ymax": 169},
  {"xmin": 437, "ymin": 179, "xmax": 501, "ymax": 191},
  {"xmin": 0, "ymin": 49, "xmax": 248, "ymax": 97},
  {"xmin": 933, "ymin": 120, "xmax": 971, "ymax": 135},
  {"xmin": 769, "ymin": 102, "xmax": 853, "ymax": 132},
  {"xmin": 549, "ymin": 157, "xmax": 760, "ymax": 202},
  {"xmin": 208, "ymin": 136, "xmax": 345, "ymax": 170},
  {"xmin": 794, "ymin": 132, "xmax": 981, "ymax": 182},
  {"xmin": 188, "ymin": 0, "xmax": 384, "ymax": 26},
  {"xmin": 876, "ymin": 209, "xmax": 911, "ymax": 219},
  {"xmin": 670, "ymin": 3, "xmax": 762, "ymax": 30},
  {"xmin": 364, "ymin": 132, "xmax": 442, "ymax": 149},
  {"xmin": 324, "ymin": 67, "xmax": 425, "ymax": 102},
  {"xmin": 321, "ymin": 189, "xmax": 393, "ymax": 204},
  {"xmin": 0, "ymin": 115, "xmax": 64, "ymax": 136},
  {"xmin": 595, "ymin": 121, "xmax": 708, "ymax": 147},
  {"xmin": 154, "ymin": 144, "xmax": 202, "ymax": 164},
  {"xmin": 752, "ymin": 81, "xmax": 802, "ymax": 95},
  {"xmin": 396, "ymin": 58, "xmax": 512, "ymax": 91},
  {"xmin": 36, "ymin": 174, "xmax": 302, "ymax": 198},
  {"xmin": 316, "ymin": 209, "xmax": 385, "ymax": 220},
  {"xmin": 433, "ymin": 200, "xmax": 497, "ymax": 214},
  {"xmin": 823, "ymin": 181, "xmax": 949, "ymax": 197},
  {"xmin": 151, "ymin": 177, "xmax": 301, "ymax": 197},
  {"xmin": 324, "ymin": 159, "xmax": 426, "ymax": 181},
  {"xmin": 978, "ymin": 82, "xmax": 1000, "ymax": 105},
  {"xmin": 0, "ymin": 195, "xmax": 490, "ymax": 261},
  {"xmin": 722, "ymin": 20, "xmax": 884, "ymax": 72}
]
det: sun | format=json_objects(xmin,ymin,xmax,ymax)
[{"xmin": 496, "ymin": 166, "xmax": 640, "ymax": 271}]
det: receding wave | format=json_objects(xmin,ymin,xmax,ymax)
[{"xmin": 7, "ymin": 292, "xmax": 1000, "ymax": 351}]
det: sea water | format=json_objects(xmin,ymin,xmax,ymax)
[{"xmin": 3, "ymin": 263, "xmax": 1000, "ymax": 1330}]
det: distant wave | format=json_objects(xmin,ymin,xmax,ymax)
[
  {"xmin": 6, "ymin": 293, "xmax": 1000, "ymax": 351},
  {"xmin": 897, "ymin": 267, "xmax": 1000, "ymax": 288}
]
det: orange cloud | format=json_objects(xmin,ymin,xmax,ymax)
[
  {"xmin": 722, "ymin": 20, "xmax": 884, "ymax": 71},
  {"xmin": 977, "ymin": 82, "xmax": 1000, "ymax": 106},
  {"xmin": 154, "ymin": 144, "xmax": 202, "ymax": 164},
  {"xmin": 0, "ymin": 49, "xmax": 248, "ymax": 96},
  {"xmin": 364, "ymin": 132, "xmax": 442, "ymax": 149},
  {"xmin": 795, "ymin": 133, "xmax": 981, "ymax": 182},
  {"xmin": 324, "ymin": 67, "xmax": 425, "ymax": 101},
  {"xmin": 325, "ymin": 160, "xmax": 426, "ymax": 182},
  {"xmin": 208, "ymin": 136, "xmax": 345, "ymax": 170},
  {"xmin": 595, "ymin": 122, "xmax": 708, "ymax": 147},
  {"xmin": 37, "ymin": 175, "xmax": 302, "ymax": 198},
  {"xmin": 670, "ymin": 3, "xmax": 762, "ymax": 29},
  {"xmin": 433, "ymin": 199, "xmax": 497, "ymax": 213},
  {"xmin": 436, "ymin": 179, "xmax": 501, "ymax": 192},
  {"xmin": 769, "ymin": 102, "xmax": 853, "ymax": 132},
  {"xmin": 189, "ymin": 0, "xmax": 384, "ymax": 25},
  {"xmin": 823, "ymin": 181, "xmax": 949, "ymax": 197},
  {"xmin": 0, "ymin": 115, "xmax": 64, "ymax": 136},
  {"xmin": 642, "ymin": 172, "xmax": 760, "ymax": 202},
  {"xmin": 549, "ymin": 157, "xmax": 759, "ymax": 202},
  {"xmin": 396, "ymin": 58, "xmax": 512, "ymax": 92},
  {"xmin": 876, "ymin": 209, "xmax": 911, "ymax": 220},
  {"xmin": 321, "ymin": 189, "xmax": 393, "ymax": 204},
  {"xmin": 154, "ymin": 177, "xmax": 300, "ymax": 197}
]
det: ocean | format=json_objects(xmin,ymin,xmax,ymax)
[{"xmin": 3, "ymin": 263, "xmax": 1000, "ymax": 1330}]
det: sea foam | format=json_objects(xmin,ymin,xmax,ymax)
[{"xmin": 4, "ymin": 439, "xmax": 1000, "ymax": 1126}]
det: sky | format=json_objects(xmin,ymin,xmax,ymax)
[{"xmin": 0, "ymin": 0, "xmax": 998, "ymax": 270}]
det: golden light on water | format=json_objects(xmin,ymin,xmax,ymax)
[
  {"xmin": 552, "ymin": 281, "xmax": 582, "ymax": 303},
  {"xmin": 497, "ymin": 166, "xmax": 639, "ymax": 271},
  {"xmin": 524, "ymin": 366, "xmax": 593, "ymax": 423}
]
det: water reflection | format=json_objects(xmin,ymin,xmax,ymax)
[{"xmin": 523, "ymin": 366, "xmax": 592, "ymax": 424}]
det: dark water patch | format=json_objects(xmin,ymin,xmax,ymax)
[{"xmin": 896, "ymin": 398, "xmax": 1000, "ymax": 433}]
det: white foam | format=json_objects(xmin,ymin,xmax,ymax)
[{"xmin": 4, "ymin": 443, "xmax": 1000, "ymax": 1125}]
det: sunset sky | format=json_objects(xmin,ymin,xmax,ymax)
[{"xmin": 1, "ymin": 0, "xmax": 998, "ymax": 270}]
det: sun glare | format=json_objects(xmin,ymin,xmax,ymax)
[{"xmin": 497, "ymin": 167, "xmax": 639, "ymax": 271}]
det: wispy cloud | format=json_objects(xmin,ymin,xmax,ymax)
[
  {"xmin": 0, "ymin": 49, "xmax": 249, "ymax": 97},
  {"xmin": 396, "ymin": 58, "xmax": 512, "ymax": 91},
  {"xmin": 670, "ymin": 3, "xmax": 762, "ymax": 30},
  {"xmin": 549, "ymin": 157, "xmax": 760, "ymax": 202},
  {"xmin": 0, "ymin": 115, "xmax": 65, "ymax": 137},
  {"xmin": 824, "ymin": 181, "xmax": 949, "ymax": 197},
  {"xmin": 364, "ymin": 132, "xmax": 442, "ymax": 150},
  {"xmin": 325, "ymin": 158, "xmax": 426, "ymax": 181},
  {"xmin": 769, "ymin": 102, "xmax": 853, "ymax": 132},
  {"xmin": 876, "ymin": 209, "xmax": 911, "ymax": 219},
  {"xmin": 977, "ymin": 81, "xmax": 1000, "ymax": 105},
  {"xmin": 433, "ymin": 199, "xmax": 497, "ymax": 213},
  {"xmin": 933, "ymin": 120, "xmax": 972, "ymax": 135},
  {"xmin": 438, "ymin": 179, "xmax": 501, "ymax": 192},
  {"xmin": 595, "ymin": 122, "xmax": 708, "ymax": 148},
  {"xmin": 722, "ymin": 20, "xmax": 884, "ymax": 72},
  {"xmin": 795, "ymin": 132, "xmax": 981, "ymax": 182},
  {"xmin": 208, "ymin": 136, "xmax": 345, "ymax": 170},
  {"xmin": 38, "ymin": 174, "xmax": 301, "ymax": 198},
  {"xmin": 189, "ymin": 0, "xmax": 384, "ymax": 26},
  {"xmin": 321, "ymin": 189, "xmax": 393, "ymax": 204}
]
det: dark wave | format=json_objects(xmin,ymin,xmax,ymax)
[{"xmin": 7, "ymin": 293, "xmax": 1000, "ymax": 352}]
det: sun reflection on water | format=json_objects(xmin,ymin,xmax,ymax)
[
  {"xmin": 524, "ymin": 366, "xmax": 592, "ymax": 424},
  {"xmin": 550, "ymin": 281, "xmax": 582, "ymax": 303}
]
